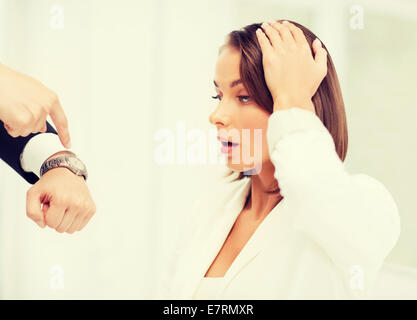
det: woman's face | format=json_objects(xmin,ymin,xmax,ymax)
[{"xmin": 209, "ymin": 45, "xmax": 271, "ymax": 174}]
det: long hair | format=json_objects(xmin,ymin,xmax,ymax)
[{"xmin": 220, "ymin": 19, "xmax": 348, "ymax": 183}]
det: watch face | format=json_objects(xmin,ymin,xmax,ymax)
[{"xmin": 68, "ymin": 157, "xmax": 85, "ymax": 171}]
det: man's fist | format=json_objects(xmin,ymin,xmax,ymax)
[
  {"xmin": 26, "ymin": 165, "xmax": 96, "ymax": 234},
  {"xmin": 0, "ymin": 62, "xmax": 71, "ymax": 148}
]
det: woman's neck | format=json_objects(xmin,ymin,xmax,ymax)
[{"xmin": 244, "ymin": 161, "xmax": 282, "ymax": 221}]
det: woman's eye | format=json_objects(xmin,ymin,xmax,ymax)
[
  {"xmin": 238, "ymin": 96, "xmax": 251, "ymax": 103},
  {"xmin": 211, "ymin": 95, "xmax": 250, "ymax": 103}
]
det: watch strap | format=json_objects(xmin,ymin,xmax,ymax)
[{"xmin": 40, "ymin": 153, "xmax": 88, "ymax": 181}]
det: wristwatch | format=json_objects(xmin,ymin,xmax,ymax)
[{"xmin": 40, "ymin": 152, "xmax": 88, "ymax": 181}]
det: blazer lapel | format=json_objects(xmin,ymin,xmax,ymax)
[
  {"xmin": 172, "ymin": 175, "xmax": 285, "ymax": 299},
  {"xmin": 173, "ymin": 176, "xmax": 251, "ymax": 299}
]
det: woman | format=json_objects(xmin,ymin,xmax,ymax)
[{"xmin": 155, "ymin": 20, "xmax": 400, "ymax": 300}]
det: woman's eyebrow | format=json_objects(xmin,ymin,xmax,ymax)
[{"xmin": 213, "ymin": 79, "xmax": 243, "ymax": 88}]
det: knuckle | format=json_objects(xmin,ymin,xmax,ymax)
[
  {"xmin": 72, "ymin": 200, "xmax": 83, "ymax": 211},
  {"xmin": 291, "ymin": 24, "xmax": 300, "ymax": 32},
  {"xmin": 55, "ymin": 195, "xmax": 68, "ymax": 207},
  {"xmin": 276, "ymin": 24, "xmax": 285, "ymax": 31},
  {"xmin": 81, "ymin": 218, "xmax": 89, "ymax": 228},
  {"xmin": 80, "ymin": 210, "xmax": 89, "ymax": 219},
  {"xmin": 26, "ymin": 187, "xmax": 35, "ymax": 198},
  {"xmin": 53, "ymin": 199, "xmax": 63, "ymax": 208},
  {"xmin": 49, "ymin": 92, "xmax": 59, "ymax": 105},
  {"xmin": 26, "ymin": 210, "xmax": 36, "ymax": 219},
  {"xmin": 81, "ymin": 199, "xmax": 91, "ymax": 210},
  {"xmin": 27, "ymin": 110, "xmax": 36, "ymax": 123},
  {"xmin": 81, "ymin": 216, "xmax": 90, "ymax": 225},
  {"xmin": 56, "ymin": 227, "xmax": 65, "ymax": 233},
  {"xmin": 46, "ymin": 217, "xmax": 60, "ymax": 229},
  {"xmin": 295, "ymin": 29, "xmax": 304, "ymax": 38},
  {"xmin": 5, "ymin": 124, "xmax": 17, "ymax": 135},
  {"xmin": 52, "ymin": 196, "xmax": 62, "ymax": 206},
  {"xmin": 18, "ymin": 113, "xmax": 33, "ymax": 127},
  {"xmin": 9, "ymin": 130, "xmax": 19, "ymax": 137},
  {"xmin": 88, "ymin": 210, "xmax": 95, "ymax": 218},
  {"xmin": 40, "ymin": 104, "xmax": 49, "ymax": 115},
  {"xmin": 48, "ymin": 221, "xmax": 60, "ymax": 229},
  {"xmin": 86, "ymin": 200, "xmax": 96, "ymax": 212}
]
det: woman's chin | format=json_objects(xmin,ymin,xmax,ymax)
[
  {"xmin": 226, "ymin": 163, "xmax": 256, "ymax": 173},
  {"xmin": 226, "ymin": 160, "xmax": 264, "ymax": 176}
]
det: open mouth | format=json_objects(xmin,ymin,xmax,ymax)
[
  {"xmin": 220, "ymin": 140, "xmax": 239, "ymax": 147},
  {"xmin": 219, "ymin": 139, "xmax": 239, "ymax": 154},
  {"xmin": 217, "ymin": 136, "xmax": 240, "ymax": 154}
]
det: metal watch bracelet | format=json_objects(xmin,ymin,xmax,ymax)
[{"xmin": 39, "ymin": 152, "xmax": 88, "ymax": 181}]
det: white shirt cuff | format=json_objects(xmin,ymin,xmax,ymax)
[{"xmin": 20, "ymin": 133, "xmax": 69, "ymax": 177}]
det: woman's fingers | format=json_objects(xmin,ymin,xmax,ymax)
[
  {"xmin": 282, "ymin": 21, "xmax": 310, "ymax": 48},
  {"xmin": 258, "ymin": 20, "xmax": 304, "ymax": 52},
  {"xmin": 268, "ymin": 20, "xmax": 311, "ymax": 51},
  {"xmin": 256, "ymin": 28, "xmax": 274, "ymax": 56},
  {"xmin": 269, "ymin": 20, "xmax": 295, "ymax": 47},
  {"xmin": 260, "ymin": 22, "xmax": 282, "ymax": 50}
]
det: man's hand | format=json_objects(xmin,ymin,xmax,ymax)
[
  {"xmin": 26, "ymin": 164, "xmax": 96, "ymax": 234},
  {"xmin": 0, "ymin": 63, "xmax": 71, "ymax": 148}
]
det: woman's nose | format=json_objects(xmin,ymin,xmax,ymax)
[{"xmin": 209, "ymin": 103, "xmax": 230, "ymax": 127}]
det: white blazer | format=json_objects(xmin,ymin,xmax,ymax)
[{"xmin": 155, "ymin": 107, "xmax": 401, "ymax": 300}]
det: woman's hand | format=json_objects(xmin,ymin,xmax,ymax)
[{"xmin": 255, "ymin": 20, "xmax": 328, "ymax": 113}]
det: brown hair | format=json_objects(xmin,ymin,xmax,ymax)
[{"xmin": 220, "ymin": 19, "xmax": 348, "ymax": 182}]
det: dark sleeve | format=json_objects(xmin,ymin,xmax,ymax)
[{"xmin": 0, "ymin": 120, "xmax": 58, "ymax": 184}]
